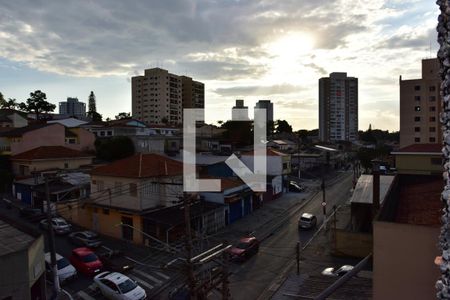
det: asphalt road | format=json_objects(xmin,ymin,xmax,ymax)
[{"xmin": 226, "ymin": 173, "xmax": 354, "ymax": 300}]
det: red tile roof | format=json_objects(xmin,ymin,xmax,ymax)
[
  {"xmin": 91, "ymin": 153, "xmax": 183, "ymax": 178},
  {"xmin": 11, "ymin": 146, "xmax": 94, "ymax": 160},
  {"xmin": 395, "ymin": 143, "xmax": 442, "ymax": 154}
]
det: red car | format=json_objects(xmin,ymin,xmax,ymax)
[
  {"xmin": 69, "ymin": 247, "xmax": 103, "ymax": 276},
  {"xmin": 228, "ymin": 236, "xmax": 260, "ymax": 262}
]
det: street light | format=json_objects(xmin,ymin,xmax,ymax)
[{"xmin": 114, "ymin": 222, "xmax": 179, "ymax": 253}]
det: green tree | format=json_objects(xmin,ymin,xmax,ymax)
[
  {"xmin": 89, "ymin": 111, "xmax": 103, "ymax": 122},
  {"xmin": 19, "ymin": 90, "xmax": 55, "ymax": 120},
  {"xmin": 115, "ymin": 112, "xmax": 131, "ymax": 120},
  {"xmin": 221, "ymin": 120, "xmax": 253, "ymax": 147},
  {"xmin": 95, "ymin": 136, "xmax": 135, "ymax": 161},
  {"xmin": 0, "ymin": 92, "xmax": 5, "ymax": 107},
  {"xmin": 275, "ymin": 119, "xmax": 293, "ymax": 134}
]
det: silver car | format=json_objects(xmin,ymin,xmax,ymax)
[{"xmin": 298, "ymin": 213, "xmax": 317, "ymax": 230}]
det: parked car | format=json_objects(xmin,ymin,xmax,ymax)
[
  {"xmin": 19, "ymin": 207, "xmax": 46, "ymax": 222},
  {"xmin": 69, "ymin": 231, "xmax": 102, "ymax": 247},
  {"xmin": 69, "ymin": 247, "xmax": 103, "ymax": 276},
  {"xmin": 228, "ymin": 236, "xmax": 260, "ymax": 262},
  {"xmin": 321, "ymin": 265, "xmax": 354, "ymax": 277},
  {"xmin": 96, "ymin": 249, "xmax": 135, "ymax": 273},
  {"xmin": 94, "ymin": 271, "xmax": 147, "ymax": 300},
  {"xmin": 40, "ymin": 217, "xmax": 72, "ymax": 234},
  {"xmin": 289, "ymin": 181, "xmax": 306, "ymax": 193},
  {"xmin": 298, "ymin": 213, "xmax": 317, "ymax": 230},
  {"xmin": 45, "ymin": 252, "xmax": 77, "ymax": 283}
]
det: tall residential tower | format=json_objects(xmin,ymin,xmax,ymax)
[{"xmin": 319, "ymin": 72, "xmax": 358, "ymax": 142}]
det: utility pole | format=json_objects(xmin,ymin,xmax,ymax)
[
  {"xmin": 296, "ymin": 241, "xmax": 300, "ymax": 275},
  {"xmin": 45, "ymin": 177, "xmax": 60, "ymax": 298},
  {"xmin": 184, "ymin": 192, "xmax": 198, "ymax": 299}
]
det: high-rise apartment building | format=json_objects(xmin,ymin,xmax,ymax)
[
  {"xmin": 59, "ymin": 97, "xmax": 86, "ymax": 119},
  {"xmin": 319, "ymin": 72, "xmax": 358, "ymax": 142},
  {"xmin": 181, "ymin": 76, "xmax": 205, "ymax": 109},
  {"xmin": 132, "ymin": 68, "xmax": 204, "ymax": 125},
  {"xmin": 255, "ymin": 100, "xmax": 274, "ymax": 122},
  {"xmin": 232, "ymin": 99, "xmax": 249, "ymax": 120},
  {"xmin": 399, "ymin": 58, "xmax": 441, "ymax": 147}
]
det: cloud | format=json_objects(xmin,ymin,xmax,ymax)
[{"xmin": 214, "ymin": 84, "xmax": 300, "ymax": 97}]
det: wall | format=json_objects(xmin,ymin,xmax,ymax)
[
  {"xmin": 241, "ymin": 154, "xmax": 283, "ymax": 175},
  {"xmin": 66, "ymin": 127, "xmax": 95, "ymax": 152},
  {"xmin": 11, "ymin": 123, "xmax": 64, "ymax": 155},
  {"xmin": 373, "ymin": 221, "xmax": 440, "ymax": 300},
  {"xmin": 12, "ymin": 157, "xmax": 93, "ymax": 176},
  {"xmin": 332, "ymin": 229, "xmax": 372, "ymax": 258},
  {"xmin": 395, "ymin": 154, "xmax": 442, "ymax": 175}
]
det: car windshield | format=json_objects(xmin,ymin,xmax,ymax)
[
  {"xmin": 301, "ymin": 217, "xmax": 312, "ymax": 222},
  {"xmin": 57, "ymin": 257, "xmax": 70, "ymax": 270},
  {"xmin": 81, "ymin": 253, "xmax": 98, "ymax": 263},
  {"xmin": 118, "ymin": 279, "xmax": 137, "ymax": 293},
  {"xmin": 236, "ymin": 242, "xmax": 249, "ymax": 249},
  {"xmin": 56, "ymin": 221, "xmax": 67, "ymax": 226}
]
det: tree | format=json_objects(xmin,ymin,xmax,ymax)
[
  {"xmin": 275, "ymin": 120, "xmax": 293, "ymax": 134},
  {"xmin": 0, "ymin": 92, "xmax": 5, "ymax": 107},
  {"xmin": 89, "ymin": 111, "xmax": 103, "ymax": 122},
  {"xmin": 115, "ymin": 112, "xmax": 131, "ymax": 120},
  {"xmin": 88, "ymin": 91, "xmax": 96, "ymax": 113},
  {"xmin": 221, "ymin": 120, "xmax": 253, "ymax": 146},
  {"xmin": 19, "ymin": 90, "xmax": 55, "ymax": 120},
  {"xmin": 0, "ymin": 93, "xmax": 18, "ymax": 109},
  {"xmin": 95, "ymin": 136, "xmax": 135, "ymax": 161}
]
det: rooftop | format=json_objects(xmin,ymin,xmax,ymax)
[
  {"xmin": 0, "ymin": 123, "xmax": 55, "ymax": 137},
  {"xmin": 350, "ymin": 175, "xmax": 395, "ymax": 205},
  {"xmin": 11, "ymin": 146, "xmax": 94, "ymax": 160},
  {"xmin": 0, "ymin": 217, "xmax": 37, "ymax": 257},
  {"xmin": 392, "ymin": 143, "xmax": 442, "ymax": 154},
  {"xmin": 242, "ymin": 148, "xmax": 288, "ymax": 156},
  {"xmin": 91, "ymin": 153, "xmax": 183, "ymax": 178}
]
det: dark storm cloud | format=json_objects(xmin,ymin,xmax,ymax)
[{"xmin": 0, "ymin": 0, "xmax": 375, "ymax": 77}]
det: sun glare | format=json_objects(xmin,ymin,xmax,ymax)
[{"xmin": 268, "ymin": 32, "xmax": 315, "ymax": 59}]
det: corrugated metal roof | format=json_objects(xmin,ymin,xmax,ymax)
[
  {"xmin": 0, "ymin": 220, "xmax": 35, "ymax": 256},
  {"xmin": 350, "ymin": 175, "xmax": 395, "ymax": 205}
]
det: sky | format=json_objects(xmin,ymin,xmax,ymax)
[{"xmin": 0, "ymin": 0, "xmax": 439, "ymax": 131}]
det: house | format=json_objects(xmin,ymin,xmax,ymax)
[
  {"xmin": 68, "ymin": 153, "xmax": 185, "ymax": 245},
  {"xmin": 10, "ymin": 146, "xmax": 94, "ymax": 176},
  {"xmin": 240, "ymin": 148, "xmax": 291, "ymax": 198},
  {"xmin": 0, "ymin": 123, "xmax": 95, "ymax": 155},
  {"xmin": 391, "ymin": 143, "xmax": 442, "ymax": 175},
  {"xmin": 13, "ymin": 172, "xmax": 90, "ymax": 209},
  {"xmin": 267, "ymin": 140, "xmax": 297, "ymax": 152},
  {"xmin": 201, "ymin": 177, "xmax": 263, "ymax": 224},
  {"xmin": 0, "ymin": 109, "xmax": 28, "ymax": 128},
  {"xmin": 48, "ymin": 117, "xmax": 89, "ymax": 128},
  {"xmin": 0, "ymin": 215, "xmax": 46, "ymax": 300}
]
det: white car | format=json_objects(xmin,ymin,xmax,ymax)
[
  {"xmin": 94, "ymin": 271, "xmax": 146, "ymax": 300},
  {"xmin": 40, "ymin": 217, "xmax": 72, "ymax": 234},
  {"xmin": 45, "ymin": 252, "xmax": 77, "ymax": 283},
  {"xmin": 321, "ymin": 265, "xmax": 354, "ymax": 277}
]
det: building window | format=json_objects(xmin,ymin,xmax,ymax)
[
  {"xmin": 414, "ymin": 96, "xmax": 421, "ymax": 101},
  {"xmin": 429, "ymin": 86, "xmax": 436, "ymax": 92},
  {"xmin": 430, "ymin": 127, "xmax": 436, "ymax": 132},
  {"xmin": 414, "ymin": 127, "xmax": 420, "ymax": 132},
  {"xmin": 430, "ymin": 116, "xmax": 436, "ymax": 122},
  {"xmin": 115, "ymin": 182, "xmax": 122, "ymax": 194},
  {"xmin": 431, "ymin": 157, "xmax": 442, "ymax": 165},
  {"xmin": 430, "ymin": 106, "xmax": 436, "ymax": 112},
  {"xmin": 97, "ymin": 181, "xmax": 104, "ymax": 192},
  {"xmin": 102, "ymin": 208, "xmax": 109, "ymax": 215},
  {"xmin": 415, "ymin": 137, "xmax": 421, "ymax": 143},
  {"xmin": 429, "ymin": 96, "xmax": 436, "ymax": 101},
  {"xmin": 414, "ymin": 116, "xmax": 421, "ymax": 122},
  {"xmin": 64, "ymin": 163, "xmax": 69, "ymax": 169},
  {"xmin": 100, "ymin": 131, "xmax": 105, "ymax": 137},
  {"xmin": 129, "ymin": 183, "xmax": 137, "ymax": 197},
  {"xmin": 414, "ymin": 106, "xmax": 421, "ymax": 111},
  {"xmin": 107, "ymin": 131, "xmax": 112, "ymax": 136},
  {"xmin": 430, "ymin": 137, "xmax": 436, "ymax": 143},
  {"xmin": 414, "ymin": 85, "xmax": 421, "ymax": 91}
]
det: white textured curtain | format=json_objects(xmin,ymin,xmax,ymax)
[{"xmin": 437, "ymin": 0, "xmax": 450, "ymax": 298}]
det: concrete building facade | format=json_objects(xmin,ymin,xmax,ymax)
[
  {"xmin": 232, "ymin": 99, "xmax": 249, "ymax": 120},
  {"xmin": 132, "ymin": 68, "xmax": 204, "ymax": 125},
  {"xmin": 59, "ymin": 97, "xmax": 86, "ymax": 119},
  {"xmin": 399, "ymin": 58, "xmax": 441, "ymax": 147},
  {"xmin": 319, "ymin": 72, "xmax": 358, "ymax": 142}
]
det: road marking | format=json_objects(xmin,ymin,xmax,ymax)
[
  {"xmin": 154, "ymin": 271, "xmax": 170, "ymax": 280},
  {"xmin": 128, "ymin": 274, "xmax": 154, "ymax": 290},
  {"xmin": 133, "ymin": 269, "xmax": 163, "ymax": 284},
  {"xmin": 77, "ymin": 291, "xmax": 97, "ymax": 300}
]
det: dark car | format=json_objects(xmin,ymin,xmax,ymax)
[
  {"xmin": 19, "ymin": 207, "xmax": 46, "ymax": 222},
  {"xmin": 289, "ymin": 181, "xmax": 306, "ymax": 193},
  {"xmin": 228, "ymin": 236, "xmax": 260, "ymax": 262},
  {"xmin": 96, "ymin": 249, "xmax": 135, "ymax": 273},
  {"xmin": 69, "ymin": 231, "xmax": 102, "ymax": 248}
]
